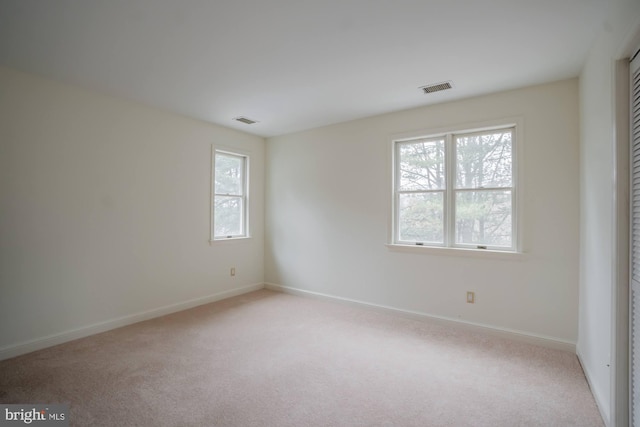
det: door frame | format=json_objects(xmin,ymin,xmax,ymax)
[
  {"xmin": 612, "ymin": 55, "xmax": 629, "ymax": 427},
  {"xmin": 613, "ymin": 23, "xmax": 640, "ymax": 427}
]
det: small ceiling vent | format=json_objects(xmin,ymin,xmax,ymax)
[
  {"xmin": 233, "ymin": 116, "xmax": 258, "ymax": 125},
  {"xmin": 419, "ymin": 81, "xmax": 453, "ymax": 94}
]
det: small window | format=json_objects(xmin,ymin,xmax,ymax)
[
  {"xmin": 393, "ymin": 126, "xmax": 516, "ymax": 251},
  {"xmin": 212, "ymin": 149, "xmax": 249, "ymax": 240}
]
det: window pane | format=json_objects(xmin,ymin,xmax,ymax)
[
  {"xmin": 398, "ymin": 192, "xmax": 444, "ymax": 243},
  {"xmin": 456, "ymin": 130, "xmax": 512, "ymax": 189},
  {"xmin": 455, "ymin": 190, "xmax": 512, "ymax": 247},
  {"xmin": 215, "ymin": 153, "xmax": 244, "ymax": 195},
  {"xmin": 398, "ymin": 139, "xmax": 445, "ymax": 191},
  {"xmin": 214, "ymin": 196, "xmax": 243, "ymax": 237}
]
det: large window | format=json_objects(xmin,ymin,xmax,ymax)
[
  {"xmin": 212, "ymin": 149, "xmax": 249, "ymax": 240},
  {"xmin": 393, "ymin": 126, "xmax": 516, "ymax": 251}
]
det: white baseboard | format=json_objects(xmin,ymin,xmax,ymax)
[
  {"xmin": 576, "ymin": 348, "xmax": 610, "ymax": 427},
  {"xmin": 0, "ymin": 283, "xmax": 265, "ymax": 361},
  {"xmin": 265, "ymin": 283, "xmax": 576, "ymax": 353}
]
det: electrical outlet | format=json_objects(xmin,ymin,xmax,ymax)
[
  {"xmin": 466, "ymin": 291, "xmax": 475, "ymax": 304},
  {"xmin": 230, "ymin": 267, "xmax": 236, "ymax": 277}
]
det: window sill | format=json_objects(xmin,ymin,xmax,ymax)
[
  {"xmin": 209, "ymin": 237, "xmax": 252, "ymax": 246},
  {"xmin": 385, "ymin": 244, "xmax": 526, "ymax": 260}
]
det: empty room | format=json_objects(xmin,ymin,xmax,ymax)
[{"xmin": 1, "ymin": 0, "xmax": 640, "ymax": 426}]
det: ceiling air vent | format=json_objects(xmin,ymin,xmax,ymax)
[
  {"xmin": 419, "ymin": 81, "xmax": 453, "ymax": 94},
  {"xmin": 233, "ymin": 116, "xmax": 258, "ymax": 125}
]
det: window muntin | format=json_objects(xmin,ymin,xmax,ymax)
[
  {"xmin": 394, "ymin": 126, "xmax": 516, "ymax": 251},
  {"xmin": 213, "ymin": 150, "xmax": 248, "ymax": 239}
]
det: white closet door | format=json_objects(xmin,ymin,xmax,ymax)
[{"xmin": 631, "ymin": 48, "xmax": 640, "ymax": 427}]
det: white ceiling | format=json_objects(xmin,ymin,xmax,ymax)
[{"xmin": 0, "ymin": 0, "xmax": 610, "ymax": 137}]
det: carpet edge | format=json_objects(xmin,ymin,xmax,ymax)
[
  {"xmin": 576, "ymin": 349, "xmax": 610, "ymax": 427},
  {"xmin": 265, "ymin": 282, "xmax": 577, "ymax": 353},
  {"xmin": 0, "ymin": 283, "xmax": 265, "ymax": 361}
]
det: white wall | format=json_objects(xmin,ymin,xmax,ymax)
[
  {"xmin": 266, "ymin": 79, "xmax": 580, "ymax": 344},
  {"xmin": 578, "ymin": 0, "xmax": 640, "ymax": 424},
  {"xmin": 0, "ymin": 67, "xmax": 265, "ymax": 357}
]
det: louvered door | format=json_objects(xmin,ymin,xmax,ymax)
[{"xmin": 631, "ymin": 49, "xmax": 640, "ymax": 427}]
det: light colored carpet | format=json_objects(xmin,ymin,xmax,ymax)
[{"xmin": 0, "ymin": 289, "xmax": 603, "ymax": 426}]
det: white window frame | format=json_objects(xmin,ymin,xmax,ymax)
[
  {"xmin": 210, "ymin": 146, "xmax": 250, "ymax": 242},
  {"xmin": 390, "ymin": 121, "xmax": 522, "ymax": 254}
]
